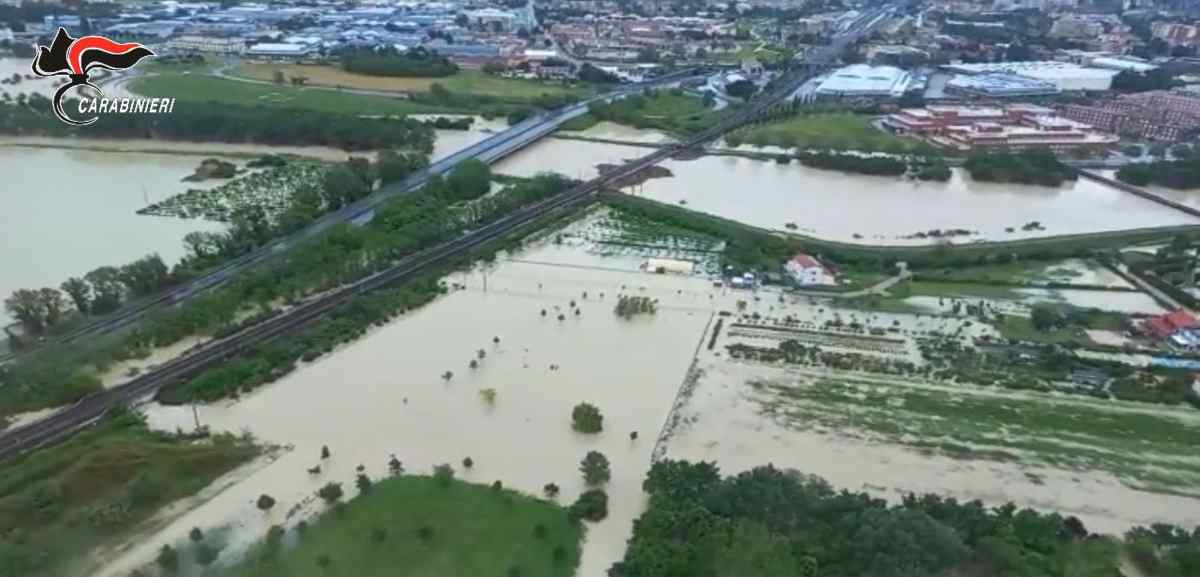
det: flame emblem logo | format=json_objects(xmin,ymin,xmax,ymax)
[{"xmin": 30, "ymin": 27, "xmax": 155, "ymax": 125}]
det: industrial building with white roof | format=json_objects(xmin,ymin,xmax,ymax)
[{"xmin": 814, "ymin": 64, "xmax": 924, "ymax": 98}]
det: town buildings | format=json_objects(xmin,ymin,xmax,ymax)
[
  {"xmin": 784, "ymin": 253, "xmax": 837, "ymax": 287},
  {"xmin": 884, "ymin": 104, "xmax": 1118, "ymax": 151},
  {"xmin": 1059, "ymin": 90, "xmax": 1200, "ymax": 141},
  {"xmin": 943, "ymin": 61, "xmax": 1120, "ymax": 92},
  {"xmin": 815, "ymin": 64, "xmax": 924, "ymax": 99}
]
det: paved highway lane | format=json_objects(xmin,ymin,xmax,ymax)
[{"xmin": 0, "ymin": 70, "xmax": 698, "ymax": 364}]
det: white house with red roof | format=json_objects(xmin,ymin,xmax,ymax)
[{"xmin": 784, "ymin": 253, "xmax": 836, "ymax": 286}]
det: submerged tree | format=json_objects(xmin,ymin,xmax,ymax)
[
  {"xmin": 156, "ymin": 545, "xmax": 179, "ymax": 575},
  {"xmin": 580, "ymin": 451, "xmax": 611, "ymax": 485},
  {"xmin": 317, "ymin": 482, "xmax": 343, "ymax": 503},
  {"xmin": 256, "ymin": 494, "xmax": 276, "ymax": 512},
  {"xmin": 479, "ymin": 388, "xmax": 497, "ymax": 404},
  {"xmin": 571, "ymin": 402, "xmax": 604, "ymax": 433}
]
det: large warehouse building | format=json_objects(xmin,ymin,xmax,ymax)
[
  {"xmin": 945, "ymin": 73, "xmax": 1060, "ymax": 98},
  {"xmin": 815, "ymin": 64, "xmax": 924, "ymax": 98},
  {"xmin": 943, "ymin": 61, "xmax": 1119, "ymax": 92}
]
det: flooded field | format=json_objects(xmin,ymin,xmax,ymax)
[
  {"xmin": 662, "ymin": 310, "xmax": 1200, "ymax": 535},
  {"xmin": 0, "ymin": 57, "xmax": 55, "ymax": 99},
  {"xmin": 495, "ymin": 138, "xmax": 651, "ymax": 180},
  {"xmin": 0, "ymin": 145, "xmax": 225, "ymax": 323},
  {"xmin": 109, "ymin": 240, "xmax": 718, "ymax": 577},
  {"xmin": 500, "ymin": 137, "xmax": 1199, "ymax": 245},
  {"xmin": 637, "ymin": 158, "xmax": 1200, "ymax": 244},
  {"xmin": 425, "ymin": 116, "xmax": 509, "ymax": 162},
  {"xmin": 570, "ymin": 121, "xmax": 676, "ymax": 144},
  {"xmin": 71, "ymin": 204, "xmax": 1200, "ymax": 575}
]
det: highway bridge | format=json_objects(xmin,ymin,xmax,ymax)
[
  {"xmin": 0, "ymin": 5, "xmax": 894, "ymax": 457},
  {"xmin": 0, "ymin": 69, "xmax": 700, "ymax": 364}
]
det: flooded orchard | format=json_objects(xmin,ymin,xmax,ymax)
[{"xmin": 113, "ymin": 238, "xmax": 718, "ymax": 577}]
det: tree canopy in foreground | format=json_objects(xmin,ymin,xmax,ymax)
[{"xmin": 611, "ymin": 460, "xmax": 1198, "ymax": 577}]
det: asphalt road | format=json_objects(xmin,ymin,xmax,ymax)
[
  {"xmin": 0, "ymin": 69, "xmax": 700, "ymax": 364},
  {"xmin": 0, "ymin": 5, "xmax": 894, "ymax": 457}
]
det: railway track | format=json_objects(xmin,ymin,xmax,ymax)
[
  {"xmin": 0, "ymin": 69, "xmax": 701, "ymax": 364},
  {"xmin": 0, "ymin": 6, "xmax": 891, "ymax": 458}
]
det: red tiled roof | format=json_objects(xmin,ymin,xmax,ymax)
[
  {"xmin": 790, "ymin": 253, "xmax": 821, "ymax": 268},
  {"xmin": 1143, "ymin": 316, "xmax": 1175, "ymax": 339},
  {"xmin": 1165, "ymin": 310, "xmax": 1197, "ymax": 330}
]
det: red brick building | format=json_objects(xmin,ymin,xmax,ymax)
[{"xmin": 1059, "ymin": 91, "xmax": 1200, "ymax": 142}]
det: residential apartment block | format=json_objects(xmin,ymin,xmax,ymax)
[{"xmin": 1059, "ymin": 91, "xmax": 1200, "ymax": 141}]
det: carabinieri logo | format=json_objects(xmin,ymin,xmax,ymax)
[{"xmin": 30, "ymin": 27, "xmax": 163, "ymax": 126}]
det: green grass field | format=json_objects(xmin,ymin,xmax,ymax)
[
  {"xmin": 228, "ymin": 476, "xmax": 582, "ymax": 577},
  {"xmin": 994, "ymin": 314, "xmax": 1094, "ymax": 346},
  {"xmin": 129, "ymin": 73, "xmax": 457, "ymax": 115},
  {"xmin": 725, "ymin": 112, "xmax": 936, "ymax": 154},
  {"xmin": 0, "ymin": 410, "xmax": 258, "ymax": 576},
  {"xmin": 562, "ymin": 90, "xmax": 720, "ymax": 136},
  {"xmin": 906, "ymin": 280, "xmax": 1021, "ymax": 300},
  {"xmin": 231, "ymin": 64, "xmax": 590, "ymax": 102}
]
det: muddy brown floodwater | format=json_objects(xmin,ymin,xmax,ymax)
[{"xmin": 111, "ymin": 243, "xmax": 718, "ymax": 577}]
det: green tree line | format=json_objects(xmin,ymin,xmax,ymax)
[
  {"xmin": 339, "ymin": 46, "xmax": 459, "ymax": 78},
  {"xmin": 1117, "ymin": 158, "xmax": 1200, "ymax": 190},
  {"xmin": 963, "ymin": 149, "xmax": 1076, "ymax": 187},
  {"xmin": 612, "ymin": 460, "xmax": 1128, "ymax": 577},
  {"xmin": 0, "ymin": 95, "xmax": 436, "ymax": 152}
]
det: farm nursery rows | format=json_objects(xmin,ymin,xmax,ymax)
[{"xmin": 138, "ymin": 160, "xmax": 330, "ymax": 224}]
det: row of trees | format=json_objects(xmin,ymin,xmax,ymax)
[
  {"xmin": 963, "ymin": 149, "xmax": 1076, "ymax": 187},
  {"xmin": 0, "ymin": 96, "xmax": 436, "ymax": 152},
  {"xmin": 794, "ymin": 151, "xmax": 908, "ymax": 176},
  {"xmin": 338, "ymin": 46, "xmax": 459, "ymax": 78},
  {"xmin": 611, "ymin": 460, "xmax": 1119, "ymax": 577},
  {"xmin": 1117, "ymin": 159, "xmax": 1200, "ymax": 190},
  {"xmin": 4, "ymin": 254, "xmax": 170, "ymax": 337}
]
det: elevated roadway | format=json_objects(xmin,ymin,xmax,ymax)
[
  {"xmin": 0, "ymin": 5, "xmax": 893, "ymax": 457},
  {"xmin": 0, "ymin": 69, "xmax": 698, "ymax": 363}
]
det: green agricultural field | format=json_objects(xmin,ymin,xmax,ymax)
[
  {"xmin": 565, "ymin": 89, "xmax": 719, "ymax": 136},
  {"xmin": 0, "ymin": 410, "xmax": 258, "ymax": 577},
  {"xmin": 725, "ymin": 112, "xmax": 937, "ymax": 154},
  {"xmin": 994, "ymin": 314, "xmax": 1094, "ymax": 346},
  {"xmin": 228, "ymin": 476, "xmax": 582, "ymax": 577},
  {"xmin": 129, "ymin": 73, "xmax": 461, "ymax": 116},
  {"xmin": 906, "ymin": 280, "xmax": 1021, "ymax": 300},
  {"xmin": 231, "ymin": 63, "xmax": 590, "ymax": 103}
]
